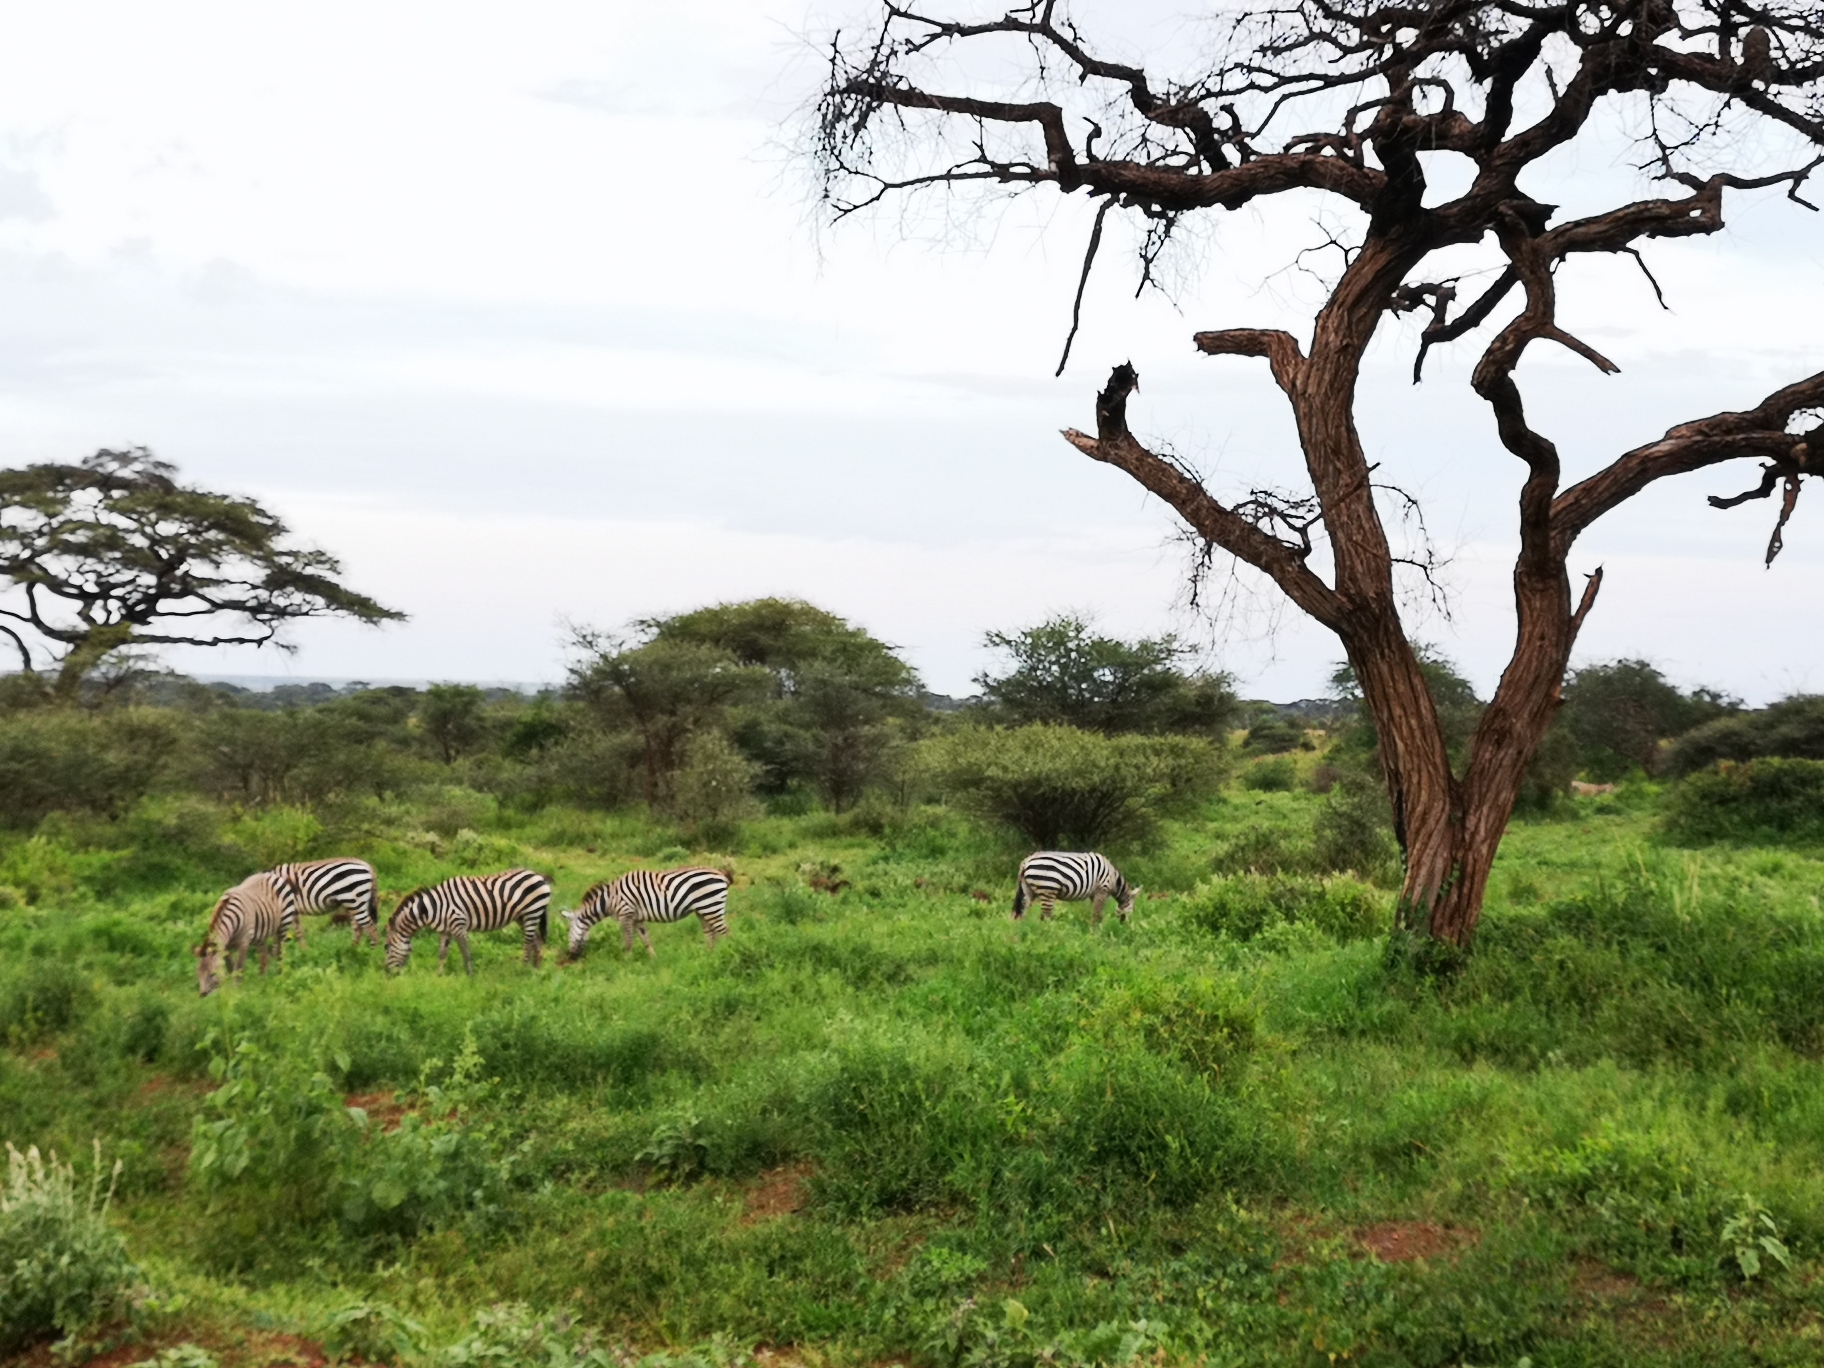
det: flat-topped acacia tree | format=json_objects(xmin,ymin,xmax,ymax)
[
  {"xmin": 812, "ymin": 0, "xmax": 1824, "ymax": 951},
  {"xmin": 0, "ymin": 448, "xmax": 403, "ymax": 701}
]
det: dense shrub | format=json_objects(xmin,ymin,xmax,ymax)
[
  {"xmin": 1238, "ymin": 756, "xmax": 1298, "ymax": 791},
  {"xmin": 1668, "ymin": 696, "xmax": 1824, "ymax": 776},
  {"xmin": 1184, "ymin": 874, "xmax": 1389, "ymax": 944},
  {"xmin": 668, "ymin": 730, "xmax": 762, "ymax": 845},
  {"xmin": 918, "ymin": 723, "xmax": 1224, "ymax": 848},
  {"xmin": 1559, "ymin": 659, "xmax": 1735, "ymax": 780},
  {"xmin": 1241, "ymin": 715, "xmax": 1305, "ymax": 754},
  {"xmin": 0, "ymin": 960, "xmax": 95, "ymax": 1045},
  {"xmin": 0, "ymin": 708, "xmax": 185, "ymax": 827},
  {"xmin": 0, "ymin": 1143, "xmax": 140, "ymax": 1352},
  {"xmin": 1663, "ymin": 758, "xmax": 1824, "ymax": 844},
  {"xmin": 1310, "ymin": 774, "xmax": 1400, "ymax": 878}
]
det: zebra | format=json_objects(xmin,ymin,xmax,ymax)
[
  {"xmin": 268, "ymin": 858, "xmax": 380, "ymax": 946},
  {"xmin": 196, "ymin": 871, "xmax": 297, "ymax": 996},
  {"xmin": 562, "ymin": 867, "xmax": 731, "ymax": 959},
  {"xmin": 1012, "ymin": 852, "xmax": 1138, "ymax": 925},
  {"xmin": 385, "ymin": 868, "xmax": 551, "ymax": 975}
]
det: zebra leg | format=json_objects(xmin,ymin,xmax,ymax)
[
  {"xmin": 1041, "ymin": 896, "xmax": 1055, "ymax": 922},
  {"xmin": 525, "ymin": 921, "xmax": 541, "ymax": 968},
  {"xmin": 620, "ymin": 916, "xmax": 636, "ymax": 952},
  {"xmin": 458, "ymin": 933, "xmax": 474, "ymax": 976},
  {"xmin": 639, "ymin": 923, "xmax": 656, "ymax": 958},
  {"xmin": 438, "ymin": 933, "xmax": 453, "ymax": 971},
  {"xmin": 1091, "ymin": 892, "xmax": 1106, "ymax": 927}
]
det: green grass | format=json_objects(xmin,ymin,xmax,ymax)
[{"xmin": 7, "ymin": 786, "xmax": 1824, "ymax": 1365}]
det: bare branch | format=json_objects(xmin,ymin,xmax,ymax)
[
  {"xmin": 1061, "ymin": 363, "xmax": 1342, "ymax": 627},
  {"xmin": 1191, "ymin": 327, "xmax": 1307, "ymax": 394},
  {"xmin": 1055, "ymin": 198, "xmax": 1111, "ymax": 377}
]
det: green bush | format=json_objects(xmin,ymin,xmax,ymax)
[
  {"xmin": 918, "ymin": 723, "xmax": 1224, "ymax": 848},
  {"xmin": 1184, "ymin": 874, "xmax": 1389, "ymax": 944},
  {"xmin": 1664, "ymin": 758, "xmax": 1824, "ymax": 844},
  {"xmin": 1310, "ymin": 773, "xmax": 1399, "ymax": 878},
  {"xmin": 1501, "ymin": 1124, "xmax": 1736, "ymax": 1276},
  {"xmin": 668, "ymin": 730, "xmax": 761, "ymax": 845},
  {"xmin": 1241, "ymin": 715, "xmax": 1305, "ymax": 754},
  {"xmin": 0, "ymin": 960, "xmax": 95, "ymax": 1045},
  {"xmin": 188, "ymin": 1030, "xmax": 516, "ymax": 1265},
  {"xmin": 0, "ymin": 1142, "xmax": 141, "ymax": 1353},
  {"xmin": 0, "ymin": 707, "xmax": 185, "ymax": 828},
  {"xmin": 1238, "ymin": 756, "xmax": 1298, "ymax": 791},
  {"xmin": 1667, "ymin": 694, "xmax": 1824, "ymax": 776}
]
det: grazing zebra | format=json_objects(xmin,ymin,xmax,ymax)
[
  {"xmin": 562, "ymin": 867, "xmax": 731, "ymax": 959},
  {"xmin": 196, "ymin": 871, "xmax": 296, "ymax": 996},
  {"xmin": 269, "ymin": 858, "xmax": 380, "ymax": 946},
  {"xmin": 385, "ymin": 868, "xmax": 551, "ymax": 975},
  {"xmin": 1012, "ymin": 852, "xmax": 1137, "ymax": 925}
]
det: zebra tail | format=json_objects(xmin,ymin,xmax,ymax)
[{"xmin": 1012, "ymin": 881, "xmax": 1028, "ymax": 917}]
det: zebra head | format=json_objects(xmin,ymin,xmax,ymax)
[
  {"xmin": 561, "ymin": 910, "xmax": 589, "ymax": 959},
  {"xmin": 196, "ymin": 939, "xmax": 225, "ymax": 996},
  {"xmin": 1116, "ymin": 880, "xmax": 1138, "ymax": 921},
  {"xmin": 384, "ymin": 888, "xmax": 426, "ymax": 972}
]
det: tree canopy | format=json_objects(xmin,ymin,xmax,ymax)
[
  {"xmin": 570, "ymin": 599, "xmax": 923, "ymax": 811},
  {"xmin": 0, "ymin": 448, "xmax": 402, "ymax": 700},
  {"xmin": 976, "ymin": 613, "xmax": 1239, "ymax": 737}
]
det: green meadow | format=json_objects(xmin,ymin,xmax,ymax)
[{"xmin": 7, "ymin": 777, "xmax": 1824, "ymax": 1368}]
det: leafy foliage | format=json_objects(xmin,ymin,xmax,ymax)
[
  {"xmin": 918, "ymin": 723, "xmax": 1224, "ymax": 848},
  {"xmin": 1183, "ymin": 874, "xmax": 1389, "ymax": 945},
  {"xmin": 1559, "ymin": 659, "xmax": 1736, "ymax": 780},
  {"xmin": 0, "ymin": 1142, "xmax": 139, "ymax": 1353},
  {"xmin": 1668, "ymin": 694, "xmax": 1824, "ymax": 776},
  {"xmin": 1664, "ymin": 757, "xmax": 1824, "ymax": 845},
  {"xmin": 975, "ymin": 614, "xmax": 1236, "ymax": 737},
  {"xmin": 0, "ymin": 448, "xmax": 400, "ymax": 698}
]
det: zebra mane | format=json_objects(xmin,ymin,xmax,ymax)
[{"xmin": 389, "ymin": 886, "xmax": 430, "ymax": 921}]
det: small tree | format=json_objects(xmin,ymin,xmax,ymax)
[
  {"xmin": 649, "ymin": 597, "xmax": 923, "ymax": 808},
  {"xmin": 813, "ymin": 1, "xmax": 1824, "ymax": 948},
  {"xmin": 1560, "ymin": 659, "xmax": 1735, "ymax": 779},
  {"xmin": 419, "ymin": 684, "xmax": 486, "ymax": 764},
  {"xmin": 977, "ymin": 613, "xmax": 1238, "ymax": 736},
  {"xmin": 567, "ymin": 632, "xmax": 772, "ymax": 804},
  {"xmin": 0, "ymin": 449, "xmax": 401, "ymax": 701}
]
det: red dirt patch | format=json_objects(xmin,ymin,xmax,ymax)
[
  {"xmin": 742, "ymin": 1162, "xmax": 814, "ymax": 1224},
  {"xmin": 1355, "ymin": 1221, "xmax": 1478, "ymax": 1263},
  {"xmin": 1572, "ymin": 1257, "xmax": 1642, "ymax": 1300},
  {"xmin": 344, "ymin": 1091, "xmax": 410, "ymax": 1132}
]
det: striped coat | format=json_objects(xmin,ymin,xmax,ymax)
[
  {"xmin": 197, "ymin": 872, "xmax": 295, "ymax": 996},
  {"xmin": 563, "ymin": 867, "xmax": 731, "ymax": 959},
  {"xmin": 1012, "ymin": 852, "xmax": 1136, "ymax": 925},
  {"xmin": 269, "ymin": 858, "xmax": 379, "ymax": 946},
  {"xmin": 385, "ymin": 868, "xmax": 551, "ymax": 974}
]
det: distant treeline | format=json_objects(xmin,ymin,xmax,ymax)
[{"xmin": 0, "ymin": 597, "xmax": 1817, "ymax": 848}]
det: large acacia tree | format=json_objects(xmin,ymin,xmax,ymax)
[
  {"xmin": 0, "ymin": 448, "xmax": 402, "ymax": 700},
  {"xmin": 813, "ymin": 0, "xmax": 1824, "ymax": 949}
]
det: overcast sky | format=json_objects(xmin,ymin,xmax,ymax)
[{"xmin": 0, "ymin": 2, "xmax": 1816, "ymax": 701}]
